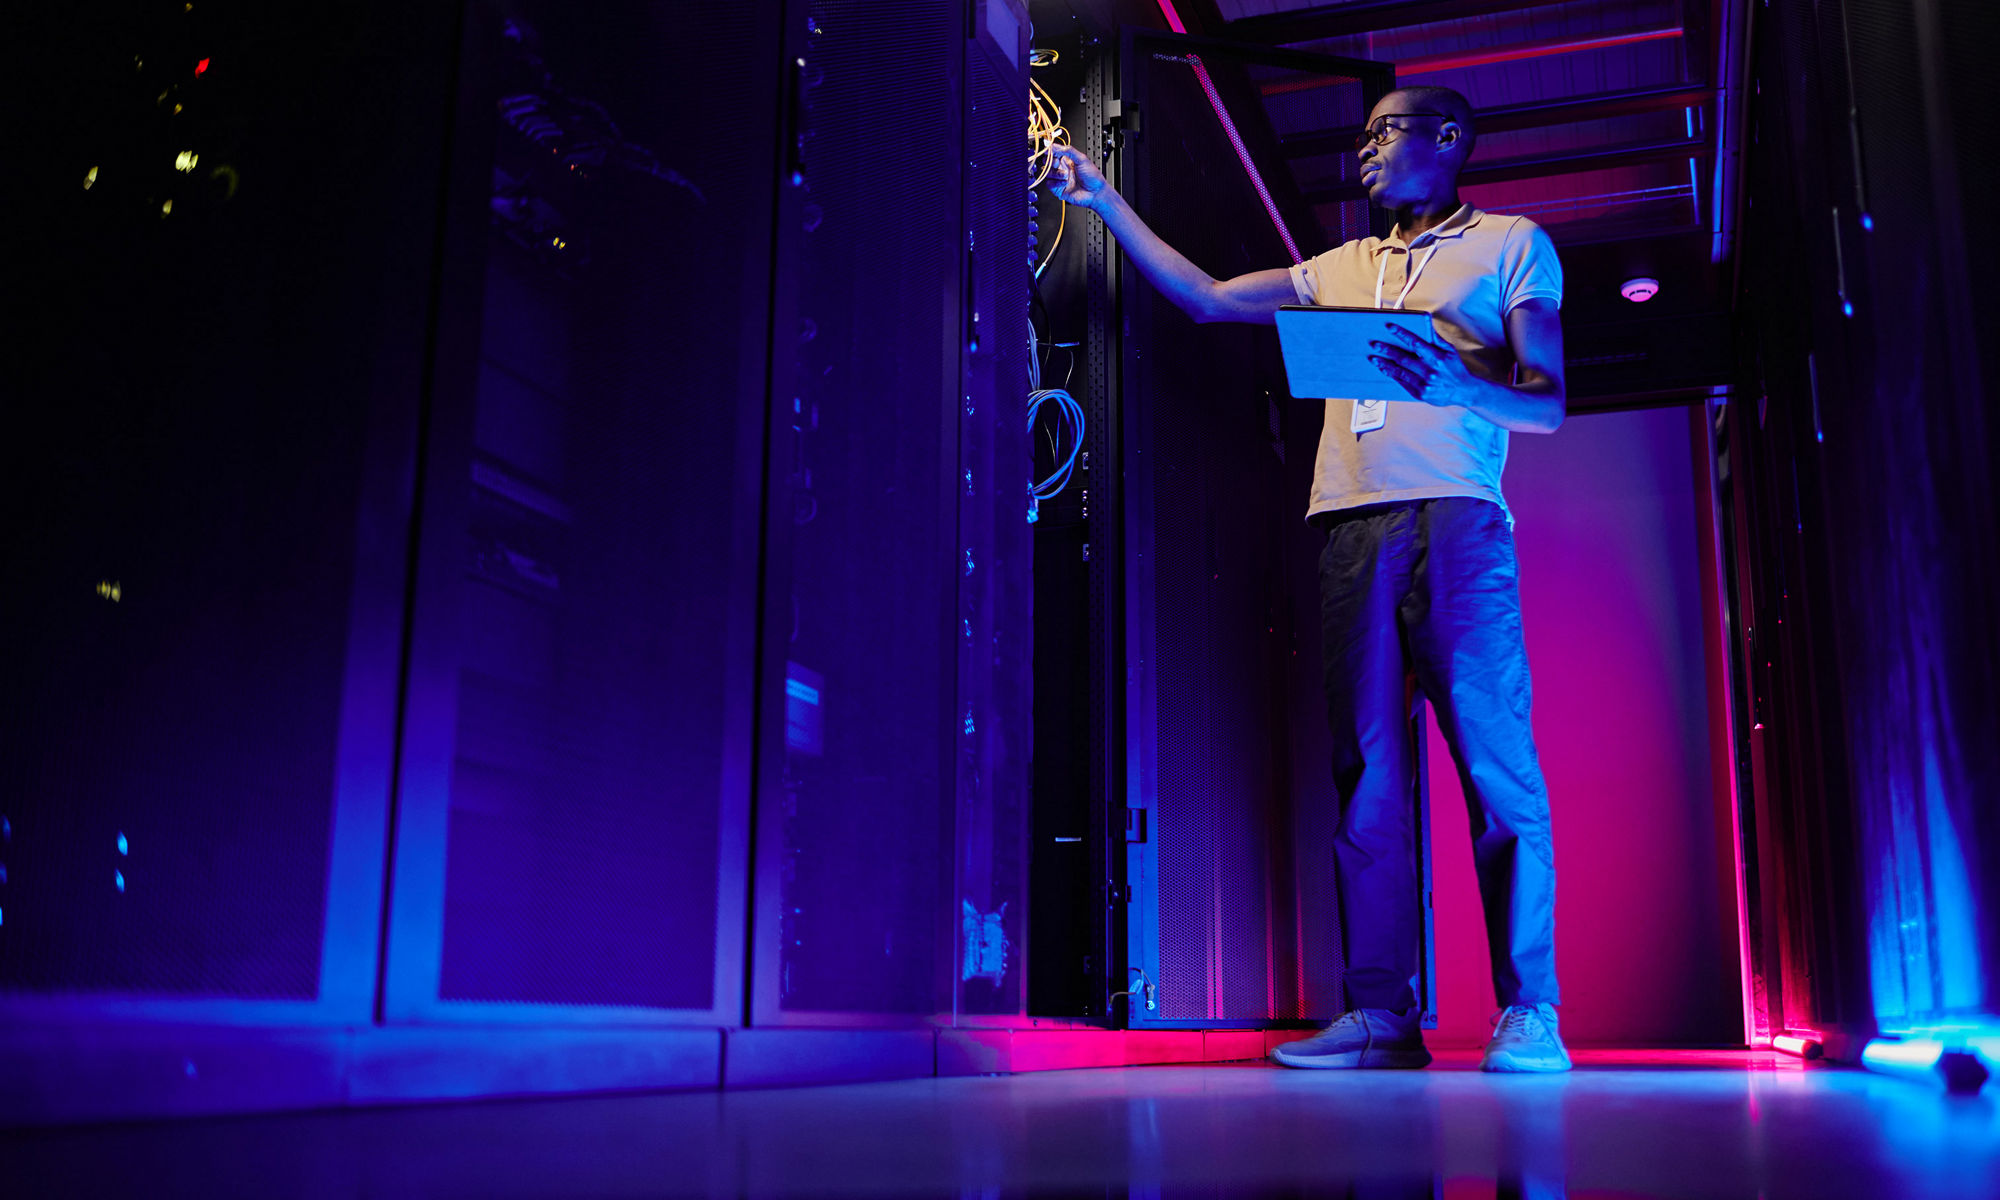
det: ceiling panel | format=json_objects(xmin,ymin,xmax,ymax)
[{"xmin": 1214, "ymin": 0, "xmax": 1711, "ymax": 243}]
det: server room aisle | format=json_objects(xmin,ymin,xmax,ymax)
[{"xmin": 6, "ymin": 1053, "xmax": 1997, "ymax": 1199}]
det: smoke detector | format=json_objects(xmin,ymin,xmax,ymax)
[{"xmin": 1620, "ymin": 277, "xmax": 1660, "ymax": 302}]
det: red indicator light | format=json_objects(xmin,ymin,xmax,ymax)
[{"xmin": 195, "ymin": 57, "xmax": 210, "ymax": 75}]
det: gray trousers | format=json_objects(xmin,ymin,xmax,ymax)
[{"xmin": 1316, "ymin": 496, "xmax": 1559, "ymax": 1012}]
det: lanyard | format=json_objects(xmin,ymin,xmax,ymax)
[{"xmin": 1373, "ymin": 240, "xmax": 1440, "ymax": 310}]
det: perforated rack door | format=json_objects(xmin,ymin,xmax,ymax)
[
  {"xmin": 744, "ymin": 0, "xmax": 968, "ymax": 1027},
  {"xmin": 379, "ymin": 0, "xmax": 774, "ymax": 1027},
  {"xmin": 955, "ymin": 1, "xmax": 1035, "ymax": 1022}
]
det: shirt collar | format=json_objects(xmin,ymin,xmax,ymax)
[{"xmin": 1374, "ymin": 203, "xmax": 1482, "ymax": 254}]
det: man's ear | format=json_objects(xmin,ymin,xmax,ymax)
[{"xmin": 1438, "ymin": 121, "xmax": 1462, "ymax": 151}]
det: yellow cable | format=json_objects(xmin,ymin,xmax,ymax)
[
  {"xmin": 1036, "ymin": 196, "xmax": 1065, "ymax": 278},
  {"xmin": 1027, "ymin": 74, "xmax": 1068, "ymax": 190},
  {"xmin": 1027, "ymin": 52, "xmax": 1069, "ymax": 276}
]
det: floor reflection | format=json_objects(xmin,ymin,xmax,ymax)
[{"xmin": 3, "ymin": 1050, "xmax": 1998, "ymax": 1198}]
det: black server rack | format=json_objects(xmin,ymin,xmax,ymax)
[
  {"xmin": 749, "ymin": 0, "xmax": 1036, "ymax": 1026},
  {"xmin": 957, "ymin": 2, "xmax": 1037, "ymax": 1021},
  {"xmin": 380, "ymin": 0, "xmax": 779, "ymax": 1026}
]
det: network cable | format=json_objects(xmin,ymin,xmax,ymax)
[
  {"xmin": 1027, "ymin": 50, "xmax": 1069, "ymax": 279},
  {"xmin": 1027, "ymin": 386, "xmax": 1084, "ymax": 525},
  {"xmin": 1027, "ymin": 323, "xmax": 1084, "ymax": 525}
]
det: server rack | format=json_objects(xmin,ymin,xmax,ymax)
[
  {"xmin": 747, "ymin": 0, "xmax": 1036, "ymax": 1029},
  {"xmin": 380, "ymin": 0, "xmax": 779, "ymax": 1028}
]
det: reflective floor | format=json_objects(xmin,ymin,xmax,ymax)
[{"xmin": 5, "ymin": 1050, "xmax": 1999, "ymax": 1198}]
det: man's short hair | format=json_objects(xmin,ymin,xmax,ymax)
[{"xmin": 1383, "ymin": 85, "xmax": 1477, "ymax": 163}]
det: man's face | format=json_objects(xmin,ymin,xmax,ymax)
[{"xmin": 1357, "ymin": 94, "xmax": 1455, "ymax": 207}]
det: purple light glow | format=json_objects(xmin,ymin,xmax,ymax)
[{"xmin": 1426, "ymin": 408, "xmax": 1740, "ymax": 1048}]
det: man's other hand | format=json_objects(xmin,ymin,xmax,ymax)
[{"xmin": 1368, "ymin": 323, "xmax": 1478, "ymax": 408}]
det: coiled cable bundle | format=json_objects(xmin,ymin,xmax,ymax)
[{"xmin": 1026, "ymin": 326, "xmax": 1083, "ymax": 524}]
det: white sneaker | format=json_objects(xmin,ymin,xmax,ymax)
[{"xmin": 1480, "ymin": 1003, "xmax": 1572, "ymax": 1073}]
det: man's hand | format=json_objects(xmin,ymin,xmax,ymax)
[
  {"xmin": 1367, "ymin": 324, "xmax": 1478, "ymax": 408},
  {"xmin": 1049, "ymin": 146, "xmax": 1111, "ymax": 212},
  {"xmin": 1367, "ymin": 310, "xmax": 1567, "ymax": 433}
]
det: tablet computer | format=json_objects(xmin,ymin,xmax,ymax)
[{"xmin": 1273, "ymin": 304, "xmax": 1441, "ymax": 403}]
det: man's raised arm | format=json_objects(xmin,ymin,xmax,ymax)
[{"xmin": 1050, "ymin": 145, "xmax": 1296, "ymax": 325}]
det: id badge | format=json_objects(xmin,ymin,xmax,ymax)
[{"xmin": 1349, "ymin": 398, "xmax": 1387, "ymax": 434}]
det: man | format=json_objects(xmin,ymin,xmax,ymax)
[{"xmin": 1050, "ymin": 85, "xmax": 1571, "ymax": 1072}]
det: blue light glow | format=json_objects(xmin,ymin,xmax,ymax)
[
  {"xmin": 1921, "ymin": 747, "xmax": 1982, "ymax": 1009},
  {"xmin": 1863, "ymin": 1036, "xmax": 1944, "ymax": 1073},
  {"xmin": 960, "ymin": 899, "xmax": 1010, "ymax": 984},
  {"xmin": 1861, "ymin": 1029, "xmax": 1998, "ymax": 1095},
  {"xmin": 1863, "ymin": 656, "xmax": 1988, "ymax": 1032},
  {"xmin": 117, "ymin": 833, "xmax": 128, "ymax": 856},
  {"xmin": 114, "ymin": 870, "xmax": 125, "ymax": 893},
  {"xmin": 1860, "ymin": 212, "xmax": 1874, "ymax": 231},
  {"xmin": 784, "ymin": 661, "xmax": 824, "ymax": 756},
  {"xmin": 1843, "ymin": 300, "xmax": 1855, "ymax": 317},
  {"xmin": 1685, "ymin": 108, "xmax": 1700, "ymax": 222}
]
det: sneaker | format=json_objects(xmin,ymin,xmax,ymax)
[
  {"xmin": 1271, "ymin": 1007, "xmax": 1432, "ymax": 1069},
  {"xmin": 1480, "ymin": 1003, "xmax": 1572, "ymax": 1072}
]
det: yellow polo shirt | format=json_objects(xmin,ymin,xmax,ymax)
[{"xmin": 1287, "ymin": 204, "xmax": 1563, "ymax": 521}]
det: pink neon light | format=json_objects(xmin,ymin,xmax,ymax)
[
  {"xmin": 1399, "ymin": 26, "xmax": 1682, "ymax": 75},
  {"xmin": 1258, "ymin": 26, "xmax": 1684, "ymax": 96},
  {"xmin": 1155, "ymin": 0, "xmax": 1304, "ymax": 263},
  {"xmin": 1695, "ymin": 402, "xmax": 1761, "ymax": 1048}
]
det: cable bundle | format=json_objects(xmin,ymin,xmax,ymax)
[
  {"xmin": 1027, "ymin": 388, "xmax": 1084, "ymax": 524},
  {"xmin": 1027, "ymin": 326, "xmax": 1084, "ymax": 524},
  {"xmin": 1027, "ymin": 51, "xmax": 1068, "ymax": 279}
]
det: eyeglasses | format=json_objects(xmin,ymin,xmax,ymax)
[{"xmin": 1353, "ymin": 111, "xmax": 1450, "ymax": 153}]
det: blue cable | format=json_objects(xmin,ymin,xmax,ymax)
[{"xmin": 1028, "ymin": 387, "xmax": 1085, "ymax": 522}]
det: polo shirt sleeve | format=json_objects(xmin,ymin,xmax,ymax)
[
  {"xmin": 1498, "ymin": 217, "xmax": 1563, "ymax": 314},
  {"xmin": 1288, "ymin": 253, "xmax": 1323, "ymax": 305}
]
